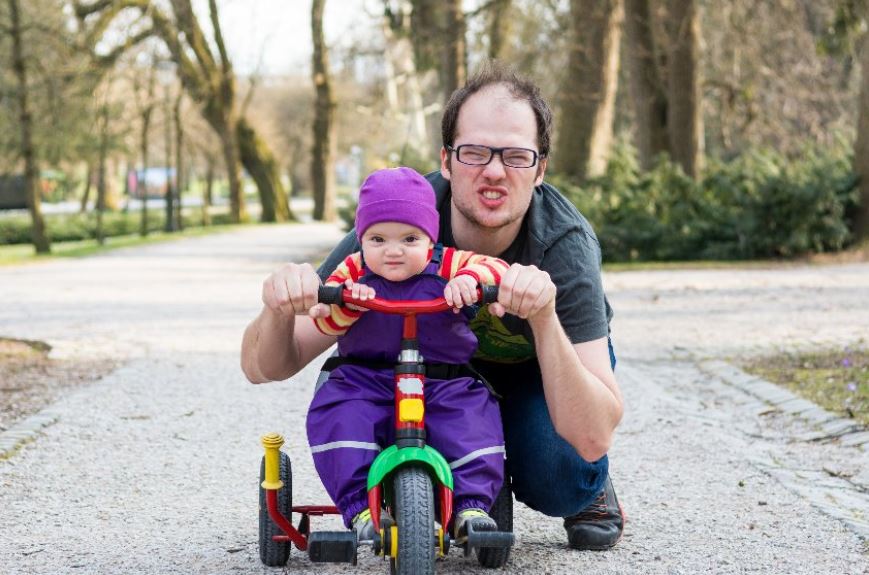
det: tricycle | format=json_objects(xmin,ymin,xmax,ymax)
[{"xmin": 257, "ymin": 284, "xmax": 514, "ymax": 574}]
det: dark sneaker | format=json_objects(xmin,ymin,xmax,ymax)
[
  {"xmin": 563, "ymin": 476, "xmax": 625, "ymax": 550},
  {"xmin": 453, "ymin": 508, "xmax": 497, "ymax": 541}
]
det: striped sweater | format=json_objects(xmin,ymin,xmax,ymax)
[{"xmin": 313, "ymin": 247, "xmax": 508, "ymax": 336}]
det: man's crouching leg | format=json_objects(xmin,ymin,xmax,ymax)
[{"xmin": 480, "ymin": 360, "xmax": 625, "ymax": 550}]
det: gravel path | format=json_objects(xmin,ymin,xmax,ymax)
[{"xmin": 0, "ymin": 224, "xmax": 866, "ymax": 574}]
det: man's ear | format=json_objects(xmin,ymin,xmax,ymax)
[
  {"xmin": 440, "ymin": 147, "xmax": 452, "ymax": 181},
  {"xmin": 534, "ymin": 156, "xmax": 548, "ymax": 187}
]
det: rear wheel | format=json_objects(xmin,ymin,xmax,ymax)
[
  {"xmin": 476, "ymin": 476, "xmax": 513, "ymax": 568},
  {"xmin": 258, "ymin": 451, "xmax": 292, "ymax": 566},
  {"xmin": 390, "ymin": 467, "xmax": 436, "ymax": 575}
]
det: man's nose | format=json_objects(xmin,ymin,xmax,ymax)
[{"xmin": 482, "ymin": 153, "xmax": 507, "ymax": 179}]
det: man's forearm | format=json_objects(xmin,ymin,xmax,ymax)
[
  {"xmin": 241, "ymin": 306, "xmax": 299, "ymax": 383},
  {"xmin": 529, "ymin": 311, "xmax": 623, "ymax": 462}
]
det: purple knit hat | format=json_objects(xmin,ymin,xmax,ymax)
[{"xmin": 355, "ymin": 167, "xmax": 439, "ymax": 242}]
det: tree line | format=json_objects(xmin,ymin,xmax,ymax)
[{"xmin": 1, "ymin": 0, "xmax": 867, "ymax": 254}]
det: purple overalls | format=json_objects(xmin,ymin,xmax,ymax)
[{"xmin": 305, "ymin": 256, "xmax": 505, "ymax": 527}]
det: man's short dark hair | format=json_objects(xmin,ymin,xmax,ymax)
[{"xmin": 441, "ymin": 60, "xmax": 553, "ymax": 158}]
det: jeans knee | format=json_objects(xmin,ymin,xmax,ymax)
[{"xmin": 510, "ymin": 452, "xmax": 608, "ymax": 518}]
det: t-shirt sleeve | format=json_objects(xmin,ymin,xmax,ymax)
[{"xmin": 542, "ymin": 229, "xmax": 610, "ymax": 344}]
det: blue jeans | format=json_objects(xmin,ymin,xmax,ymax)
[{"xmin": 472, "ymin": 338, "xmax": 616, "ymax": 517}]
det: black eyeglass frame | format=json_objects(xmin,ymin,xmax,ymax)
[{"xmin": 446, "ymin": 144, "xmax": 544, "ymax": 169}]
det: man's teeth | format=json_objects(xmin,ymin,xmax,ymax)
[{"xmin": 482, "ymin": 191, "xmax": 502, "ymax": 199}]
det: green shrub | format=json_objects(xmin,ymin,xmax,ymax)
[{"xmin": 558, "ymin": 142, "xmax": 859, "ymax": 262}]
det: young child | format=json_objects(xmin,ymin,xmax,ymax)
[{"xmin": 305, "ymin": 167, "xmax": 508, "ymax": 541}]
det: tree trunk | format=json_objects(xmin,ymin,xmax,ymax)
[
  {"xmin": 487, "ymin": 0, "xmax": 512, "ymax": 60},
  {"xmin": 164, "ymin": 87, "xmax": 176, "ymax": 232},
  {"xmin": 9, "ymin": 0, "xmax": 50, "ymax": 253},
  {"xmin": 81, "ymin": 162, "xmax": 93, "ymax": 213},
  {"xmin": 217, "ymin": 113, "xmax": 246, "ymax": 223},
  {"xmin": 202, "ymin": 154, "xmax": 213, "ymax": 226},
  {"xmin": 382, "ymin": 9, "xmax": 431, "ymax": 157},
  {"xmin": 624, "ymin": 0, "xmax": 670, "ymax": 169},
  {"xmin": 442, "ymin": 0, "xmax": 466, "ymax": 99},
  {"xmin": 311, "ymin": 0, "xmax": 336, "ymax": 222},
  {"xmin": 174, "ymin": 91, "xmax": 184, "ymax": 231},
  {"xmin": 236, "ymin": 118, "xmax": 292, "ymax": 222},
  {"xmin": 666, "ymin": 0, "xmax": 704, "ymax": 178},
  {"xmin": 557, "ymin": 0, "xmax": 625, "ymax": 181},
  {"xmin": 854, "ymin": 35, "xmax": 869, "ymax": 240},
  {"xmin": 96, "ymin": 103, "xmax": 109, "ymax": 245},
  {"xmin": 140, "ymin": 109, "xmax": 152, "ymax": 236}
]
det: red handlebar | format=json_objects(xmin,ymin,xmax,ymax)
[
  {"xmin": 339, "ymin": 291, "xmax": 453, "ymax": 314},
  {"xmin": 317, "ymin": 285, "xmax": 499, "ymax": 315}
]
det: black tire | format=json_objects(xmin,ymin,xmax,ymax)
[
  {"xmin": 476, "ymin": 476, "xmax": 513, "ymax": 568},
  {"xmin": 390, "ymin": 467, "xmax": 436, "ymax": 575},
  {"xmin": 258, "ymin": 451, "xmax": 292, "ymax": 566}
]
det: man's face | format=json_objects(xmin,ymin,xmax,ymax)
[{"xmin": 440, "ymin": 84, "xmax": 547, "ymax": 233}]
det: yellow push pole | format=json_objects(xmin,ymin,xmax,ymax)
[{"xmin": 260, "ymin": 433, "xmax": 285, "ymax": 490}]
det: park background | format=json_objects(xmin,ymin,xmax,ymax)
[{"xmin": 1, "ymin": 2, "xmax": 867, "ymax": 571}]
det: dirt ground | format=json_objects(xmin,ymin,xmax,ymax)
[{"xmin": 0, "ymin": 338, "xmax": 115, "ymax": 432}]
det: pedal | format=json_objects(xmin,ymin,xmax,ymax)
[
  {"xmin": 307, "ymin": 531, "xmax": 358, "ymax": 563},
  {"xmin": 465, "ymin": 522, "xmax": 514, "ymax": 550}
]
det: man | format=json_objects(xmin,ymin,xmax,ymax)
[{"xmin": 241, "ymin": 62, "xmax": 624, "ymax": 550}]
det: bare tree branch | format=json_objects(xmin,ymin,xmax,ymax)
[
  {"xmin": 169, "ymin": 0, "xmax": 219, "ymax": 81},
  {"xmin": 208, "ymin": 0, "xmax": 232, "ymax": 73}
]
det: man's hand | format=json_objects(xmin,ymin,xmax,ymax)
[
  {"xmin": 262, "ymin": 262, "xmax": 323, "ymax": 318},
  {"xmin": 444, "ymin": 274, "xmax": 479, "ymax": 312},
  {"xmin": 489, "ymin": 263, "xmax": 556, "ymax": 321}
]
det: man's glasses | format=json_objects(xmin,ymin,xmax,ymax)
[{"xmin": 446, "ymin": 144, "xmax": 542, "ymax": 169}]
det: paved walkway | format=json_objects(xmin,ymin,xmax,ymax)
[{"xmin": 0, "ymin": 224, "xmax": 866, "ymax": 574}]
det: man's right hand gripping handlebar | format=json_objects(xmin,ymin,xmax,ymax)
[{"xmin": 261, "ymin": 262, "xmax": 329, "ymax": 318}]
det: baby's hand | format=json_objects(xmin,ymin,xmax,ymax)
[
  {"xmin": 345, "ymin": 279, "xmax": 375, "ymax": 311},
  {"xmin": 444, "ymin": 275, "xmax": 479, "ymax": 312}
]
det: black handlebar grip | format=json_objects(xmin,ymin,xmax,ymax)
[
  {"xmin": 317, "ymin": 285, "xmax": 344, "ymax": 306},
  {"xmin": 480, "ymin": 285, "xmax": 500, "ymax": 304}
]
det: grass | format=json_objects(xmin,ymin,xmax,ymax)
[
  {"xmin": 742, "ymin": 345, "xmax": 869, "ymax": 426},
  {"xmin": 0, "ymin": 224, "xmax": 247, "ymax": 266}
]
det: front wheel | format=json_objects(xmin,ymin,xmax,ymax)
[
  {"xmin": 258, "ymin": 451, "xmax": 292, "ymax": 566},
  {"xmin": 390, "ymin": 466, "xmax": 436, "ymax": 575}
]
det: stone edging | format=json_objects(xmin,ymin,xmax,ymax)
[
  {"xmin": 698, "ymin": 359, "xmax": 868, "ymax": 541},
  {"xmin": 0, "ymin": 411, "xmax": 61, "ymax": 460},
  {"xmin": 698, "ymin": 359, "xmax": 868, "ymax": 447}
]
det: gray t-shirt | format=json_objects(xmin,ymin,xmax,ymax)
[{"xmin": 317, "ymin": 172, "xmax": 613, "ymax": 363}]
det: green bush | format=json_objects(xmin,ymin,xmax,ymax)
[
  {"xmin": 558, "ymin": 143, "xmax": 859, "ymax": 262},
  {"xmin": 0, "ymin": 210, "xmax": 235, "ymax": 245}
]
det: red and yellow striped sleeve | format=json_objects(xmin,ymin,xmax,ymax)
[
  {"xmin": 313, "ymin": 252, "xmax": 365, "ymax": 336},
  {"xmin": 438, "ymin": 247, "xmax": 508, "ymax": 285}
]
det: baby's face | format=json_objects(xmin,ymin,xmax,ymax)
[{"xmin": 360, "ymin": 222, "xmax": 433, "ymax": 281}]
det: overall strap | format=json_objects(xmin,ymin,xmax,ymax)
[{"xmin": 430, "ymin": 243, "xmax": 444, "ymax": 266}]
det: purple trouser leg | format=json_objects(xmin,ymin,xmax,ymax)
[
  {"xmin": 306, "ymin": 366, "xmax": 394, "ymax": 527},
  {"xmin": 425, "ymin": 376, "xmax": 504, "ymax": 514},
  {"xmin": 306, "ymin": 365, "xmax": 504, "ymax": 527}
]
